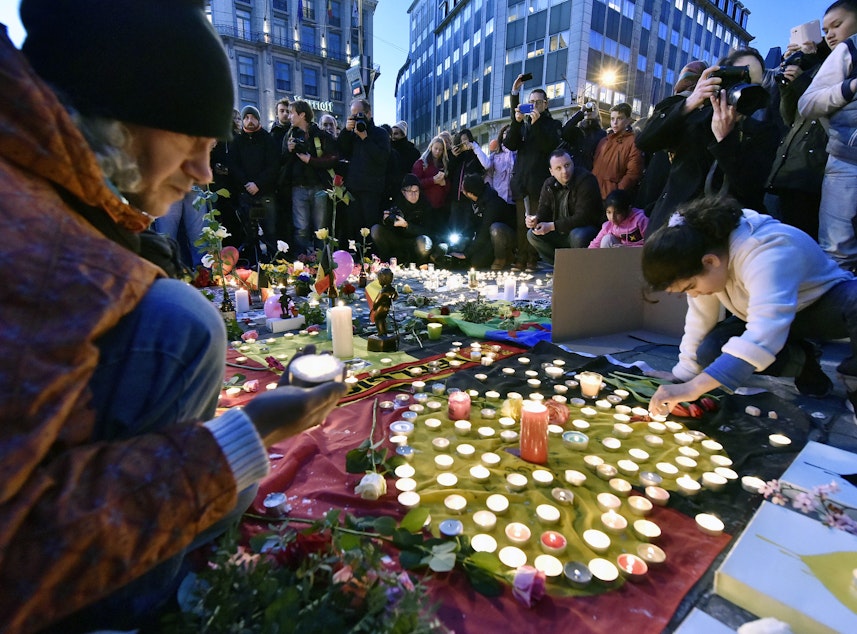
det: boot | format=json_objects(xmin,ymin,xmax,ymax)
[{"xmin": 795, "ymin": 340, "xmax": 833, "ymax": 398}]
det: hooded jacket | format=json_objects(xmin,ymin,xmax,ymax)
[
  {"xmin": 0, "ymin": 35, "xmax": 237, "ymax": 632},
  {"xmin": 591, "ymin": 127, "xmax": 643, "ymax": 199}
]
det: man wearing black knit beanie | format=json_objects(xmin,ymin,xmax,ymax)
[{"xmin": 0, "ymin": 1, "xmax": 344, "ymax": 632}]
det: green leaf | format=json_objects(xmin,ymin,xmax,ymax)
[
  {"xmin": 431, "ymin": 541, "xmax": 458, "ymax": 555},
  {"xmin": 345, "ymin": 448, "xmax": 373, "ymax": 473},
  {"xmin": 466, "ymin": 551, "xmax": 503, "ymax": 573},
  {"xmin": 372, "ymin": 515, "xmax": 396, "ymax": 536},
  {"xmin": 391, "ymin": 528, "xmax": 424, "ymax": 549},
  {"xmin": 399, "ymin": 549, "xmax": 426, "ymax": 570},
  {"xmin": 215, "ymin": 188, "xmax": 231, "ymax": 199},
  {"xmin": 428, "ymin": 551, "xmax": 456, "ymax": 572},
  {"xmin": 337, "ymin": 532, "xmax": 361, "ymax": 552},
  {"xmin": 324, "ymin": 509, "xmax": 341, "ymax": 527},
  {"xmin": 400, "ymin": 507, "xmax": 430, "ymax": 533},
  {"xmin": 466, "ymin": 566, "xmax": 505, "ymax": 597}
]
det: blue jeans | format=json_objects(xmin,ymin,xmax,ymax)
[
  {"xmin": 819, "ymin": 155, "xmax": 857, "ymax": 271},
  {"xmin": 527, "ymin": 225, "xmax": 599, "ymax": 264},
  {"xmin": 56, "ymin": 279, "xmax": 256, "ymax": 631},
  {"xmin": 152, "ymin": 192, "xmax": 206, "ymax": 268},
  {"xmin": 292, "ymin": 186, "xmax": 330, "ymax": 255}
]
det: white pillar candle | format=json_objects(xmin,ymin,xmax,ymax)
[
  {"xmin": 518, "ymin": 283, "xmax": 529, "ymax": 300},
  {"xmin": 328, "ymin": 304, "xmax": 354, "ymax": 358},
  {"xmin": 503, "ymin": 276, "xmax": 516, "ymax": 301},
  {"xmin": 234, "ymin": 289, "xmax": 250, "ymax": 313}
]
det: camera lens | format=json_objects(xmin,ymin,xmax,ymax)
[{"xmin": 356, "ymin": 121, "xmax": 367, "ymax": 133}]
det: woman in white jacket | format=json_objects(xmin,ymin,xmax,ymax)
[{"xmin": 642, "ymin": 196, "xmax": 857, "ymax": 418}]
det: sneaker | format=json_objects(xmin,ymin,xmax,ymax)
[{"xmin": 795, "ymin": 341, "xmax": 833, "ymax": 398}]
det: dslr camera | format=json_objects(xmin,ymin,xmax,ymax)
[
  {"xmin": 383, "ymin": 207, "xmax": 403, "ymax": 227},
  {"xmin": 352, "ymin": 112, "xmax": 368, "ymax": 133},
  {"xmin": 711, "ymin": 65, "xmax": 770, "ymax": 116},
  {"xmin": 774, "ymin": 51, "xmax": 815, "ymax": 85},
  {"xmin": 582, "ymin": 101, "xmax": 597, "ymax": 113},
  {"xmin": 290, "ymin": 129, "xmax": 309, "ymax": 154}
]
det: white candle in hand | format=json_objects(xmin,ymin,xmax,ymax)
[
  {"xmin": 329, "ymin": 304, "xmax": 354, "ymax": 358},
  {"xmin": 235, "ymin": 289, "xmax": 250, "ymax": 313}
]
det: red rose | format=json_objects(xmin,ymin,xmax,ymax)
[
  {"xmin": 440, "ymin": 306, "xmax": 451, "ymax": 316},
  {"xmin": 333, "ymin": 174, "xmax": 345, "ymax": 187},
  {"xmin": 342, "ymin": 283, "xmax": 356, "ymax": 295}
]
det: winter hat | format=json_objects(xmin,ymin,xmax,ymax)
[
  {"xmin": 241, "ymin": 105, "xmax": 261, "ymax": 122},
  {"xmin": 393, "ymin": 120, "xmax": 409, "ymax": 136},
  {"xmin": 674, "ymin": 60, "xmax": 708, "ymax": 95},
  {"xmin": 463, "ymin": 173, "xmax": 486, "ymax": 198},
  {"xmin": 21, "ymin": 0, "xmax": 235, "ymax": 139},
  {"xmin": 401, "ymin": 174, "xmax": 420, "ymax": 189}
]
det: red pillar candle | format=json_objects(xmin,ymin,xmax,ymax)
[
  {"xmin": 520, "ymin": 400, "xmax": 549, "ymax": 464},
  {"xmin": 447, "ymin": 391, "xmax": 472, "ymax": 420}
]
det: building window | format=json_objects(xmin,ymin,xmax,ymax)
[
  {"xmin": 545, "ymin": 81, "xmax": 565, "ymax": 99},
  {"xmin": 273, "ymin": 0, "xmax": 289, "ymax": 11},
  {"xmin": 549, "ymin": 32, "xmax": 568, "ymax": 51},
  {"xmin": 637, "ymin": 54, "xmax": 647, "ymax": 71},
  {"xmin": 654, "ymin": 62, "xmax": 662, "ymax": 79},
  {"xmin": 527, "ymin": 39, "xmax": 545, "ymax": 58},
  {"xmin": 272, "ymin": 18, "xmax": 289, "ymax": 46},
  {"xmin": 302, "ymin": 0, "xmax": 316, "ymax": 21},
  {"xmin": 237, "ymin": 54, "xmax": 256, "ymax": 86},
  {"xmin": 506, "ymin": 46, "xmax": 524, "ymax": 64},
  {"xmin": 274, "ymin": 60, "xmax": 292, "ymax": 91},
  {"xmin": 328, "ymin": 31, "xmax": 342, "ymax": 57},
  {"xmin": 329, "ymin": 0, "xmax": 342, "ymax": 27},
  {"xmin": 236, "ymin": 9, "xmax": 251, "ymax": 39},
  {"xmin": 329, "ymin": 74, "xmax": 343, "ymax": 101},
  {"xmin": 482, "ymin": 100, "xmax": 491, "ymax": 116},
  {"xmin": 304, "ymin": 67, "xmax": 319, "ymax": 96},
  {"xmin": 301, "ymin": 24, "xmax": 316, "ymax": 53}
]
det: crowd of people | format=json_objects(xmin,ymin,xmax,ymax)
[{"xmin": 3, "ymin": 0, "xmax": 857, "ymax": 632}]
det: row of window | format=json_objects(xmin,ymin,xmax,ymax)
[{"xmin": 237, "ymin": 53, "xmax": 343, "ymax": 101}]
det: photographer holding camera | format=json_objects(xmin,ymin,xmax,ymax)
[
  {"xmin": 280, "ymin": 100, "xmax": 340, "ymax": 255},
  {"xmin": 339, "ymin": 99, "xmax": 391, "ymax": 245},
  {"xmin": 370, "ymin": 174, "xmax": 437, "ymax": 265},
  {"xmin": 636, "ymin": 49, "xmax": 779, "ymax": 237}
]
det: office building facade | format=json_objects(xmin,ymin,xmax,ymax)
[
  {"xmin": 205, "ymin": 0, "xmax": 377, "ymax": 128},
  {"xmin": 397, "ymin": 0, "xmax": 751, "ymax": 148}
]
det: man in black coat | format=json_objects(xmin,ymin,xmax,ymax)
[
  {"xmin": 451, "ymin": 174, "xmax": 516, "ymax": 270},
  {"xmin": 503, "ymin": 74, "xmax": 562, "ymax": 271}
]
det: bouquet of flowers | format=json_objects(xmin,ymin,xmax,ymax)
[{"xmin": 259, "ymin": 240, "xmax": 291, "ymax": 288}]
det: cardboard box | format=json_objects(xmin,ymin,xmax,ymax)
[
  {"xmin": 779, "ymin": 441, "xmax": 857, "ymax": 520},
  {"xmin": 714, "ymin": 501, "xmax": 857, "ymax": 633},
  {"xmin": 551, "ymin": 247, "xmax": 690, "ymax": 352}
]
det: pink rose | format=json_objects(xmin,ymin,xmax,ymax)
[
  {"xmin": 244, "ymin": 379, "xmax": 260, "ymax": 393},
  {"xmin": 512, "ymin": 565, "xmax": 546, "ymax": 608},
  {"xmin": 241, "ymin": 330, "xmax": 259, "ymax": 342}
]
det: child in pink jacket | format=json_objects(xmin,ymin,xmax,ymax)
[{"xmin": 589, "ymin": 189, "xmax": 648, "ymax": 248}]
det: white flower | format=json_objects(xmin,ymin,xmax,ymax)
[
  {"xmin": 277, "ymin": 240, "xmax": 289, "ymax": 254},
  {"xmin": 349, "ymin": 240, "xmax": 357, "ymax": 251},
  {"xmin": 201, "ymin": 254, "xmax": 215, "ymax": 269},
  {"xmin": 354, "ymin": 472, "xmax": 387, "ymax": 500},
  {"xmin": 214, "ymin": 226, "xmax": 231, "ymax": 239},
  {"xmin": 293, "ymin": 261, "xmax": 305, "ymax": 272},
  {"xmin": 315, "ymin": 228, "xmax": 329, "ymax": 240},
  {"xmin": 360, "ymin": 227, "xmax": 371, "ymax": 238}
]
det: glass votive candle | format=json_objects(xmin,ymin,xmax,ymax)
[
  {"xmin": 481, "ymin": 452, "xmax": 501, "ymax": 467},
  {"xmin": 577, "ymin": 371, "xmax": 603, "ymax": 398},
  {"xmin": 455, "ymin": 443, "xmax": 476, "ymax": 458},
  {"xmin": 504, "ymin": 522, "xmax": 532, "ymax": 544},
  {"xmin": 434, "ymin": 454, "xmax": 454, "ymax": 470},
  {"xmin": 473, "ymin": 509, "xmax": 497, "ymax": 531},
  {"xmin": 486, "ymin": 493, "xmax": 510, "ymax": 515},
  {"xmin": 536, "ymin": 503, "xmax": 561, "ymax": 524},
  {"xmin": 448, "ymin": 392, "xmax": 471, "ymax": 420},
  {"xmin": 564, "ymin": 561, "xmax": 593, "ymax": 588},
  {"xmin": 437, "ymin": 472, "xmax": 459, "ymax": 488},
  {"xmin": 540, "ymin": 530, "xmax": 568, "ymax": 555},
  {"xmin": 469, "ymin": 465, "xmax": 491, "ymax": 482},
  {"xmin": 551, "ymin": 487, "xmax": 575, "ymax": 506},
  {"xmin": 506, "ymin": 473, "xmax": 528, "ymax": 492},
  {"xmin": 454, "ymin": 419, "xmax": 472, "ymax": 436},
  {"xmin": 432, "ymin": 437, "xmax": 450, "ymax": 452},
  {"xmin": 444, "ymin": 493, "xmax": 467, "ymax": 513},
  {"xmin": 582, "ymin": 529, "xmax": 611, "ymax": 554}
]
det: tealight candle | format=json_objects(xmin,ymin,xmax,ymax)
[
  {"xmin": 506, "ymin": 473, "xmax": 528, "ymax": 492},
  {"xmin": 571, "ymin": 419, "xmax": 590, "ymax": 431},
  {"xmin": 544, "ymin": 366, "xmax": 564, "ymax": 380},
  {"xmin": 395, "ymin": 477, "xmax": 417, "ymax": 492},
  {"xmin": 477, "ymin": 426, "xmax": 496, "ymax": 439},
  {"xmin": 411, "ymin": 380, "xmax": 426, "ymax": 393},
  {"xmin": 552, "ymin": 395, "xmax": 568, "ymax": 404},
  {"xmin": 432, "ymin": 437, "xmax": 451, "ymax": 452},
  {"xmin": 527, "ymin": 378, "xmax": 542, "ymax": 389},
  {"xmin": 426, "ymin": 400, "xmax": 443, "ymax": 411},
  {"xmin": 565, "ymin": 469, "xmax": 587, "ymax": 486},
  {"xmin": 518, "ymin": 356, "xmax": 531, "ymax": 365},
  {"xmin": 424, "ymin": 418, "xmax": 442, "ymax": 430},
  {"xmin": 695, "ymin": 513, "xmax": 725, "ymax": 536},
  {"xmin": 596, "ymin": 492, "xmax": 622, "ymax": 511},
  {"xmin": 769, "ymin": 433, "xmax": 792, "ymax": 448},
  {"xmin": 434, "ymin": 454, "xmax": 454, "ymax": 470},
  {"xmin": 505, "ymin": 522, "xmax": 532, "ymax": 544},
  {"xmin": 540, "ymin": 531, "xmax": 568, "ymax": 556},
  {"xmin": 647, "ymin": 421, "xmax": 667, "ymax": 435},
  {"xmin": 413, "ymin": 393, "xmax": 429, "ymax": 404},
  {"xmin": 562, "ymin": 430, "xmax": 589, "ymax": 450},
  {"xmin": 583, "ymin": 529, "xmax": 611, "ymax": 554},
  {"xmin": 606, "ymin": 394, "xmax": 623, "ymax": 404},
  {"xmin": 702, "ymin": 471, "xmax": 728, "ymax": 491},
  {"xmin": 617, "ymin": 553, "xmax": 648, "ymax": 581},
  {"xmin": 499, "ymin": 430, "xmax": 519, "ymax": 442},
  {"xmin": 627, "ymin": 495, "xmax": 653, "ymax": 516},
  {"xmin": 547, "ymin": 423, "xmax": 563, "ymax": 436},
  {"xmin": 613, "ymin": 388, "xmax": 630, "ymax": 400},
  {"xmin": 262, "ymin": 492, "xmax": 290, "ymax": 516},
  {"xmin": 628, "ymin": 448, "xmax": 650, "ymax": 463},
  {"xmin": 469, "ymin": 465, "xmax": 491, "ymax": 482},
  {"xmin": 396, "ymin": 445, "xmax": 415, "ymax": 462},
  {"xmin": 439, "ymin": 519, "xmax": 464, "ymax": 537},
  {"xmin": 453, "ymin": 420, "xmax": 472, "ymax": 436},
  {"xmin": 578, "ymin": 371, "xmax": 603, "ymax": 398},
  {"xmin": 632, "ymin": 407, "xmax": 650, "ymax": 417},
  {"xmin": 676, "ymin": 475, "xmax": 701, "ymax": 496},
  {"xmin": 617, "ymin": 459, "xmax": 640, "ymax": 477},
  {"xmin": 701, "ymin": 439, "xmax": 723, "ymax": 453},
  {"xmin": 444, "ymin": 493, "xmax": 467, "ymax": 513},
  {"xmin": 568, "ymin": 396, "xmax": 584, "ymax": 405},
  {"xmin": 473, "ymin": 509, "xmax": 497, "ymax": 531},
  {"xmin": 714, "ymin": 466, "xmax": 738, "ymax": 481},
  {"xmin": 394, "ymin": 394, "xmax": 412, "ymax": 406},
  {"xmin": 551, "ymin": 487, "xmax": 575, "ymax": 505},
  {"xmin": 612, "ymin": 423, "xmax": 633, "ymax": 438},
  {"xmin": 564, "ymin": 561, "xmax": 593, "ymax": 587},
  {"xmin": 596, "ymin": 463, "xmax": 618, "ymax": 481},
  {"xmin": 448, "ymin": 391, "xmax": 471, "ymax": 420},
  {"xmin": 395, "ymin": 464, "xmax": 416, "ymax": 478},
  {"xmin": 584, "ymin": 454, "xmax": 605, "ymax": 472},
  {"xmin": 710, "ymin": 454, "xmax": 733, "ymax": 467},
  {"xmin": 589, "ymin": 558, "xmax": 619, "ymax": 583},
  {"xmin": 655, "ymin": 462, "xmax": 679, "ymax": 478},
  {"xmin": 532, "ymin": 469, "xmax": 554, "ymax": 486},
  {"xmin": 485, "ymin": 390, "xmax": 501, "ymax": 400},
  {"xmin": 639, "ymin": 471, "xmax": 663, "ymax": 487},
  {"xmin": 501, "ymin": 367, "xmax": 516, "ymax": 376},
  {"xmin": 609, "ymin": 478, "xmax": 632, "ymax": 496},
  {"xmin": 471, "ymin": 533, "xmax": 498, "ymax": 553},
  {"xmin": 645, "ymin": 485, "xmax": 670, "ymax": 506},
  {"xmin": 595, "ymin": 399, "xmax": 613, "ymax": 410},
  {"xmin": 602, "ymin": 437, "xmax": 622, "ymax": 452},
  {"xmin": 580, "ymin": 406, "xmax": 598, "ymax": 417},
  {"xmin": 536, "ymin": 504, "xmax": 561, "ymax": 524},
  {"xmin": 675, "ymin": 456, "xmax": 698, "ymax": 470},
  {"xmin": 637, "ymin": 543, "xmax": 667, "ymax": 565},
  {"xmin": 408, "ymin": 404, "xmax": 425, "ymax": 413},
  {"xmin": 601, "ymin": 510, "xmax": 628, "ymax": 534},
  {"xmin": 554, "ymin": 384, "xmax": 569, "ymax": 394},
  {"xmin": 498, "ymin": 416, "xmax": 516, "ymax": 428},
  {"xmin": 389, "ymin": 421, "xmax": 415, "ymax": 436},
  {"xmin": 431, "ymin": 383, "xmax": 446, "ymax": 395},
  {"xmin": 397, "ymin": 491, "xmax": 421, "ymax": 508},
  {"xmin": 741, "ymin": 475, "xmax": 766, "ymax": 493},
  {"xmin": 644, "ymin": 434, "xmax": 665, "ymax": 448},
  {"xmin": 674, "ymin": 432, "xmax": 695, "ymax": 446},
  {"xmin": 455, "ymin": 443, "xmax": 476, "ymax": 458},
  {"xmin": 437, "ymin": 473, "xmax": 459, "ymax": 488},
  {"xmin": 498, "ymin": 546, "xmax": 527, "ymax": 569},
  {"xmin": 481, "ymin": 452, "xmax": 501, "ymax": 467},
  {"xmin": 486, "ymin": 493, "xmax": 510, "ymax": 515},
  {"xmin": 225, "ymin": 386, "xmax": 242, "ymax": 398},
  {"xmin": 400, "ymin": 411, "xmax": 418, "ymax": 422},
  {"xmin": 614, "ymin": 404, "xmax": 632, "ymax": 414}
]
